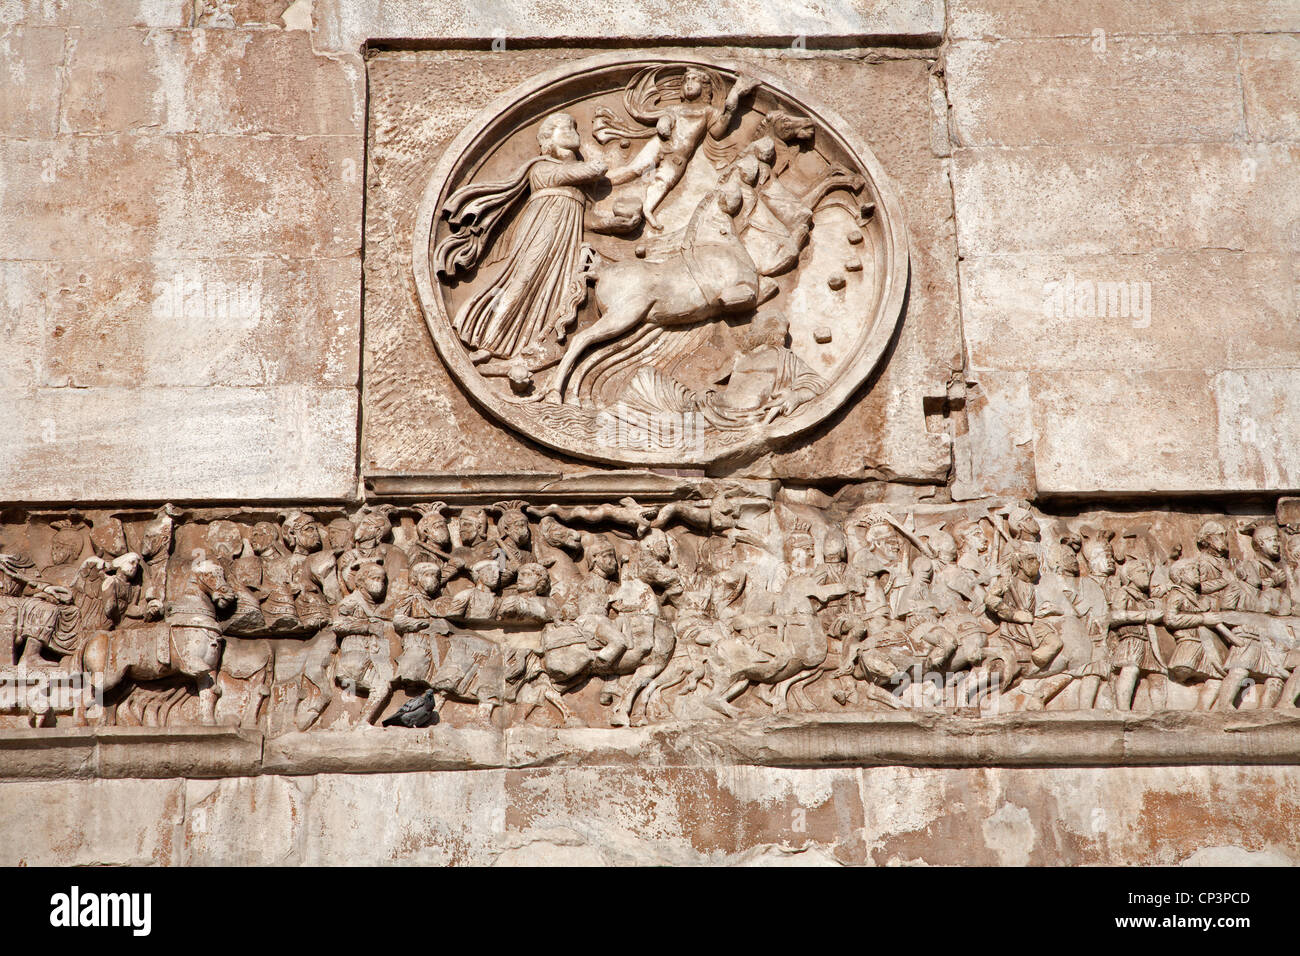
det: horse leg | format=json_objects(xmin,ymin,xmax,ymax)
[
  {"xmin": 548, "ymin": 295, "xmax": 653, "ymax": 402},
  {"xmin": 1277, "ymin": 668, "xmax": 1300, "ymax": 709},
  {"xmin": 772, "ymin": 672, "xmax": 806, "ymax": 713},
  {"xmin": 703, "ymin": 681, "xmax": 746, "ymax": 719},
  {"xmin": 643, "ymin": 660, "xmax": 690, "ymax": 722},
  {"xmin": 242, "ymin": 654, "xmax": 272, "ymax": 729},
  {"xmin": 543, "ymin": 683, "xmax": 583, "ymax": 728},
  {"xmin": 1261, "ymin": 676, "xmax": 1284, "ymax": 709},
  {"xmin": 193, "ymin": 670, "xmax": 220, "ymax": 725},
  {"xmin": 73, "ymin": 632, "xmax": 109, "ymax": 726},
  {"xmin": 1077, "ymin": 675, "xmax": 1102, "ymax": 710},
  {"xmin": 790, "ymin": 669, "xmax": 822, "ymax": 711},
  {"xmin": 1024, "ymin": 674, "xmax": 1073, "ymax": 711},
  {"xmin": 610, "ymin": 660, "xmax": 664, "ymax": 728}
]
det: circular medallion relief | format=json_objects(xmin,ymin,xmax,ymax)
[{"xmin": 413, "ymin": 53, "xmax": 909, "ymax": 466}]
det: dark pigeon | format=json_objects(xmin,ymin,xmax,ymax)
[{"xmin": 381, "ymin": 688, "xmax": 440, "ymax": 727}]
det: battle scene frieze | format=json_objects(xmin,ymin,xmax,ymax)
[{"xmin": 2, "ymin": 494, "xmax": 1299, "ymax": 752}]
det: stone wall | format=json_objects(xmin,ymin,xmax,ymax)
[
  {"xmin": 1, "ymin": 0, "xmax": 1297, "ymax": 865},
  {"xmin": 6, "ymin": 762, "xmax": 1299, "ymax": 866},
  {"xmin": 3, "ymin": 0, "xmax": 1294, "ymax": 501}
]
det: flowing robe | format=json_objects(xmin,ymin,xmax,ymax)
[{"xmin": 453, "ymin": 158, "xmax": 603, "ymax": 359}]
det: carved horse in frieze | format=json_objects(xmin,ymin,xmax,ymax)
[
  {"xmin": 539, "ymin": 611, "xmax": 676, "ymax": 727},
  {"xmin": 692, "ymin": 611, "xmax": 833, "ymax": 719},
  {"xmin": 73, "ymin": 557, "xmax": 238, "ymax": 726}
]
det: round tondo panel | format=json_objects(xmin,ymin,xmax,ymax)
[{"xmin": 413, "ymin": 53, "xmax": 909, "ymax": 466}]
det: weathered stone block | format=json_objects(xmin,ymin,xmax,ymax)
[
  {"xmin": 62, "ymin": 27, "xmax": 363, "ymax": 135},
  {"xmin": 946, "ymin": 36, "xmax": 1242, "ymax": 147},
  {"xmin": 1242, "ymin": 34, "xmax": 1300, "ymax": 143},
  {"xmin": 43, "ymin": 257, "xmax": 360, "ymax": 388},
  {"xmin": 951, "ymin": 369, "xmax": 1036, "ymax": 500},
  {"xmin": 0, "ymin": 24, "xmax": 64, "ymax": 137},
  {"xmin": 0, "ymin": 384, "xmax": 357, "ymax": 500},
  {"xmin": 1028, "ymin": 368, "xmax": 1300, "ymax": 494},
  {"xmin": 960, "ymin": 253, "xmax": 1298, "ymax": 373},
  {"xmin": 0, "ymin": 778, "xmax": 183, "ymax": 866},
  {"xmin": 948, "ymin": 0, "xmax": 1300, "ymax": 39},
  {"xmin": 0, "ymin": 134, "xmax": 361, "ymax": 261},
  {"xmin": 951, "ymin": 144, "xmax": 1300, "ymax": 256}
]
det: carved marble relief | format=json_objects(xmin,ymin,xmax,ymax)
[
  {"xmin": 4, "ymin": 497, "xmax": 1299, "ymax": 733},
  {"xmin": 412, "ymin": 54, "xmax": 908, "ymax": 466}
]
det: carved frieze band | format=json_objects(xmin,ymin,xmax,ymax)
[{"xmin": 3, "ymin": 494, "xmax": 1299, "ymax": 737}]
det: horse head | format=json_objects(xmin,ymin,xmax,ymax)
[{"xmin": 190, "ymin": 553, "xmax": 237, "ymax": 612}]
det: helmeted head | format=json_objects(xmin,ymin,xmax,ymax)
[
  {"xmin": 1245, "ymin": 521, "xmax": 1282, "ymax": 560},
  {"xmin": 206, "ymin": 520, "xmax": 244, "ymax": 561},
  {"xmin": 411, "ymin": 560, "xmax": 444, "ymax": 598},
  {"xmin": 1008, "ymin": 508, "xmax": 1041, "ymax": 542},
  {"xmin": 112, "ymin": 551, "xmax": 143, "ymax": 581},
  {"xmin": 784, "ymin": 521, "xmax": 815, "ymax": 571},
  {"xmin": 250, "ymin": 521, "xmax": 281, "ymax": 556},
  {"xmin": 586, "ymin": 535, "xmax": 618, "ymax": 579},
  {"xmin": 355, "ymin": 561, "xmax": 388, "ymax": 602},
  {"xmin": 955, "ymin": 521, "xmax": 988, "ymax": 555},
  {"xmin": 717, "ymin": 565, "xmax": 747, "ymax": 603},
  {"xmin": 495, "ymin": 502, "xmax": 531, "ymax": 549},
  {"xmin": 823, "ymin": 526, "xmax": 848, "ymax": 564},
  {"xmin": 863, "ymin": 515, "xmax": 902, "ymax": 563},
  {"xmin": 282, "ymin": 512, "xmax": 323, "ymax": 554},
  {"xmin": 353, "ymin": 509, "xmax": 392, "ymax": 549},
  {"xmin": 1286, "ymin": 534, "xmax": 1300, "ymax": 568},
  {"xmin": 1119, "ymin": 556, "xmax": 1152, "ymax": 592},
  {"xmin": 90, "ymin": 517, "xmax": 128, "ymax": 559},
  {"xmin": 1083, "ymin": 533, "xmax": 1117, "ymax": 578},
  {"xmin": 1196, "ymin": 520, "xmax": 1229, "ymax": 556},
  {"xmin": 415, "ymin": 503, "xmax": 451, "ymax": 551},
  {"xmin": 49, "ymin": 523, "xmax": 83, "ymax": 567},
  {"xmin": 1009, "ymin": 545, "xmax": 1041, "ymax": 583},
  {"xmin": 327, "ymin": 518, "xmax": 355, "ymax": 553},
  {"xmin": 470, "ymin": 559, "xmax": 501, "ymax": 592},
  {"xmin": 458, "ymin": 508, "xmax": 489, "ymax": 547},
  {"xmin": 1171, "ymin": 561, "xmax": 1200, "ymax": 591},
  {"xmin": 926, "ymin": 530, "xmax": 957, "ymax": 565}
]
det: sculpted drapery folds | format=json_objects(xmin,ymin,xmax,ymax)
[{"xmin": 435, "ymin": 113, "xmax": 606, "ymax": 363}]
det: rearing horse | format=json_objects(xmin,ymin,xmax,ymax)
[
  {"xmin": 545, "ymin": 158, "xmax": 862, "ymax": 404},
  {"xmin": 546, "ymin": 177, "xmax": 760, "ymax": 404}
]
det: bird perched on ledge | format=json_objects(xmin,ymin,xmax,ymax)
[{"xmin": 382, "ymin": 689, "xmax": 440, "ymax": 728}]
